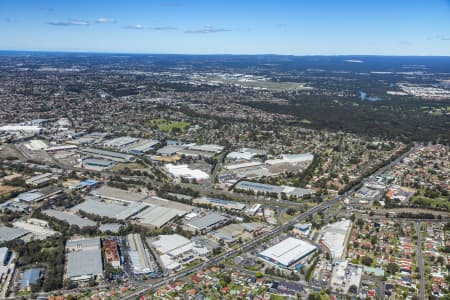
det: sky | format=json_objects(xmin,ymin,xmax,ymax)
[{"xmin": 1, "ymin": 0, "xmax": 450, "ymax": 56}]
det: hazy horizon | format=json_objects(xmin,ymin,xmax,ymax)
[{"xmin": 1, "ymin": 0, "xmax": 450, "ymax": 56}]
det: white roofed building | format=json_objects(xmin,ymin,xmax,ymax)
[
  {"xmin": 258, "ymin": 237, "xmax": 317, "ymax": 270},
  {"xmin": 266, "ymin": 153, "xmax": 314, "ymax": 165},
  {"xmin": 320, "ymin": 219, "xmax": 352, "ymax": 259},
  {"xmin": 165, "ymin": 164, "xmax": 209, "ymax": 182}
]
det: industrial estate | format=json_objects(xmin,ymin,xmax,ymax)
[{"xmin": 0, "ymin": 52, "xmax": 448, "ymax": 300}]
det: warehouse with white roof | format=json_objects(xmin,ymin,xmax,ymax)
[
  {"xmin": 266, "ymin": 153, "xmax": 314, "ymax": 165},
  {"xmin": 165, "ymin": 164, "xmax": 209, "ymax": 182},
  {"xmin": 320, "ymin": 219, "xmax": 352, "ymax": 259},
  {"xmin": 134, "ymin": 205, "xmax": 185, "ymax": 228},
  {"xmin": 258, "ymin": 237, "xmax": 317, "ymax": 270},
  {"xmin": 151, "ymin": 234, "xmax": 192, "ymax": 257},
  {"xmin": 72, "ymin": 198, "xmax": 147, "ymax": 220},
  {"xmin": 151, "ymin": 234, "xmax": 211, "ymax": 271},
  {"xmin": 65, "ymin": 238, "xmax": 103, "ymax": 282}
]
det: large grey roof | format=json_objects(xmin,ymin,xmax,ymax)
[
  {"xmin": 82, "ymin": 147, "xmax": 133, "ymax": 161},
  {"xmin": 235, "ymin": 181, "xmax": 314, "ymax": 197},
  {"xmin": 66, "ymin": 249, "xmax": 103, "ymax": 279},
  {"xmin": 66, "ymin": 237, "xmax": 100, "ymax": 250},
  {"xmin": 134, "ymin": 205, "xmax": 184, "ymax": 228},
  {"xmin": 73, "ymin": 198, "xmax": 146, "ymax": 220},
  {"xmin": 16, "ymin": 190, "xmax": 44, "ymax": 202},
  {"xmin": 127, "ymin": 139, "xmax": 159, "ymax": 153},
  {"xmin": 83, "ymin": 158, "xmax": 115, "ymax": 167},
  {"xmin": 156, "ymin": 145, "xmax": 185, "ymax": 156},
  {"xmin": 186, "ymin": 213, "xmax": 228, "ymax": 231},
  {"xmin": 0, "ymin": 226, "xmax": 29, "ymax": 242},
  {"xmin": 90, "ymin": 186, "xmax": 149, "ymax": 203},
  {"xmin": 43, "ymin": 209, "xmax": 96, "ymax": 228},
  {"xmin": 235, "ymin": 181, "xmax": 284, "ymax": 193}
]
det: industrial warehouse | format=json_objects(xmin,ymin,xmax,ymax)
[
  {"xmin": 71, "ymin": 197, "xmax": 148, "ymax": 220},
  {"xmin": 320, "ymin": 219, "xmax": 352, "ymax": 259},
  {"xmin": 193, "ymin": 197, "xmax": 246, "ymax": 211},
  {"xmin": 127, "ymin": 234, "xmax": 159, "ymax": 276},
  {"xmin": 258, "ymin": 237, "xmax": 317, "ymax": 270},
  {"xmin": 234, "ymin": 181, "xmax": 315, "ymax": 199},
  {"xmin": 65, "ymin": 238, "xmax": 103, "ymax": 282},
  {"xmin": 90, "ymin": 186, "xmax": 149, "ymax": 203}
]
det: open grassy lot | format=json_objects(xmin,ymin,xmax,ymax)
[
  {"xmin": 111, "ymin": 162, "xmax": 146, "ymax": 172},
  {"xmin": 0, "ymin": 184, "xmax": 19, "ymax": 197},
  {"xmin": 150, "ymin": 119, "xmax": 190, "ymax": 132},
  {"xmin": 411, "ymin": 195, "xmax": 450, "ymax": 211}
]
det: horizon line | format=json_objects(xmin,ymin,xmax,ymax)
[{"xmin": 1, "ymin": 49, "xmax": 450, "ymax": 58}]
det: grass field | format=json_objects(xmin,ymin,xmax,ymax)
[
  {"xmin": 411, "ymin": 195, "xmax": 450, "ymax": 211},
  {"xmin": 0, "ymin": 184, "xmax": 19, "ymax": 197},
  {"xmin": 111, "ymin": 162, "xmax": 146, "ymax": 171},
  {"xmin": 150, "ymin": 119, "xmax": 190, "ymax": 132}
]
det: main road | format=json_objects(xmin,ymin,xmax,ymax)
[
  {"xmin": 13, "ymin": 140, "xmax": 416, "ymax": 299},
  {"xmin": 122, "ymin": 188, "xmax": 352, "ymax": 299},
  {"xmin": 416, "ymin": 221, "xmax": 426, "ymax": 300},
  {"xmin": 122, "ymin": 146, "xmax": 416, "ymax": 299}
]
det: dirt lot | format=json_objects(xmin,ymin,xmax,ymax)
[{"xmin": 0, "ymin": 184, "xmax": 19, "ymax": 197}]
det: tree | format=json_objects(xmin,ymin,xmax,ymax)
[
  {"xmin": 356, "ymin": 218, "xmax": 364, "ymax": 229},
  {"xmin": 386, "ymin": 262, "xmax": 399, "ymax": 274},
  {"xmin": 307, "ymin": 293, "xmax": 322, "ymax": 300},
  {"xmin": 286, "ymin": 207, "xmax": 297, "ymax": 216},
  {"xmin": 348, "ymin": 284, "xmax": 358, "ymax": 294},
  {"xmin": 361, "ymin": 256, "xmax": 373, "ymax": 266},
  {"xmin": 370, "ymin": 235, "xmax": 378, "ymax": 245}
]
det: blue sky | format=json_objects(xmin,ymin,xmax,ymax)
[{"xmin": 1, "ymin": 0, "xmax": 449, "ymax": 55}]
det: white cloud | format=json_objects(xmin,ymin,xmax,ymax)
[
  {"xmin": 123, "ymin": 24, "xmax": 146, "ymax": 30},
  {"xmin": 96, "ymin": 18, "xmax": 115, "ymax": 24},
  {"xmin": 48, "ymin": 19, "xmax": 89, "ymax": 26},
  {"xmin": 149, "ymin": 26, "xmax": 177, "ymax": 31},
  {"xmin": 436, "ymin": 34, "xmax": 450, "ymax": 41},
  {"xmin": 123, "ymin": 25, "xmax": 177, "ymax": 31},
  {"xmin": 185, "ymin": 25, "xmax": 231, "ymax": 34}
]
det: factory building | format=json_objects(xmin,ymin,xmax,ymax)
[
  {"xmin": 90, "ymin": 186, "xmax": 149, "ymax": 203},
  {"xmin": 185, "ymin": 213, "xmax": 229, "ymax": 233},
  {"xmin": 103, "ymin": 136, "xmax": 139, "ymax": 149},
  {"xmin": 126, "ymin": 139, "xmax": 159, "ymax": 155},
  {"xmin": 258, "ymin": 237, "xmax": 317, "ymax": 270},
  {"xmin": 266, "ymin": 153, "xmax": 314, "ymax": 165},
  {"xmin": 165, "ymin": 164, "xmax": 209, "ymax": 182},
  {"xmin": 82, "ymin": 158, "xmax": 116, "ymax": 168},
  {"xmin": 42, "ymin": 209, "xmax": 96, "ymax": 228},
  {"xmin": 234, "ymin": 181, "xmax": 315, "ymax": 198},
  {"xmin": 193, "ymin": 197, "xmax": 246, "ymax": 211},
  {"xmin": 134, "ymin": 205, "xmax": 185, "ymax": 228},
  {"xmin": 127, "ymin": 233, "xmax": 159, "ymax": 275},
  {"xmin": 320, "ymin": 219, "xmax": 352, "ymax": 259},
  {"xmin": 80, "ymin": 147, "xmax": 134, "ymax": 162},
  {"xmin": 25, "ymin": 173, "xmax": 54, "ymax": 187},
  {"xmin": 72, "ymin": 197, "xmax": 147, "ymax": 220},
  {"xmin": 65, "ymin": 238, "xmax": 103, "ymax": 282}
]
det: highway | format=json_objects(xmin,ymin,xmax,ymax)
[
  {"xmin": 122, "ymin": 192, "xmax": 348, "ymax": 299},
  {"xmin": 12, "ymin": 139, "xmax": 417, "ymax": 299},
  {"xmin": 416, "ymin": 221, "xmax": 426, "ymax": 300},
  {"xmin": 203, "ymin": 150, "xmax": 227, "ymax": 188},
  {"xmin": 122, "ymin": 146, "xmax": 416, "ymax": 299}
]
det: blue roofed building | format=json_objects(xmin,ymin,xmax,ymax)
[
  {"xmin": 73, "ymin": 179, "xmax": 100, "ymax": 190},
  {"xmin": 0, "ymin": 247, "xmax": 11, "ymax": 266},
  {"xmin": 20, "ymin": 268, "xmax": 43, "ymax": 291},
  {"xmin": 16, "ymin": 190, "xmax": 44, "ymax": 203}
]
